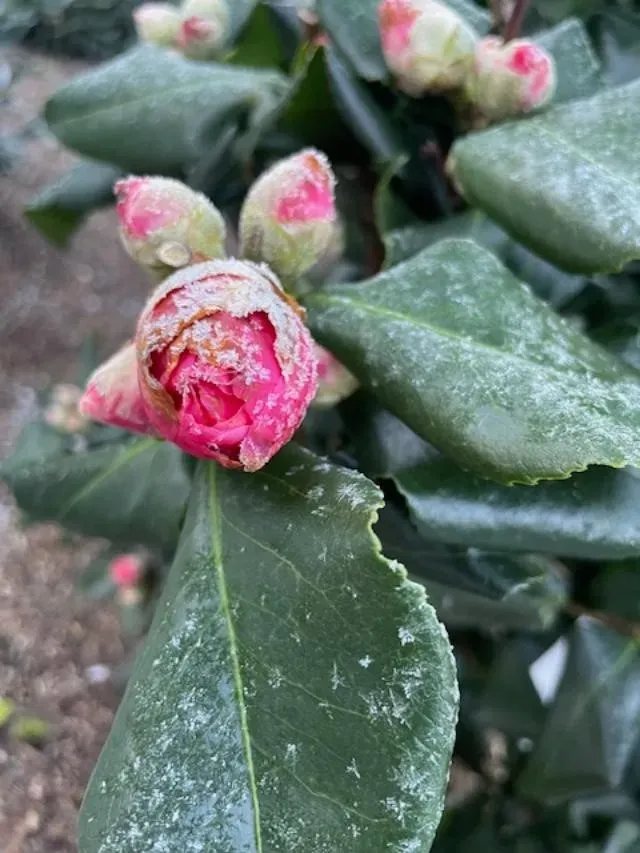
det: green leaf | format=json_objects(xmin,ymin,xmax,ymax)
[
  {"xmin": 228, "ymin": 3, "xmax": 283, "ymax": 69},
  {"xmin": 79, "ymin": 445, "xmax": 458, "ymax": 853},
  {"xmin": 450, "ymin": 79, "xmax": 640, "ymax": 274},
  {"xmin": 592, "ymin": 561, "xmax": 640, "ymax": 623},
  {"xmin": 518, "ymin": 618, "xmax": 640, "ymax": 802},
  {"xmin": 45, "ymin": 45, "xmax": 288, "ymax": 173},
  {"xmin": 316, "ymin": 0, "xmax": 490, "ymax": 82},
  {"xmin": 538, "ymin": 18, "xmax": 603, "ymax": 105},
  {"xmin": 227, "ymin": 0, "xmax": 259, "ymax": 40},
  {"xmin": 396, "ymin": 455, "xmax": 640, "ymax": 560},
  {"xmin": 377, "ymin": 504, "xmax": 568, "ymax": 632},
  {"xmin": 25, "ymin": 159, "xmax": 122, "ymax": 246},
  {"xmin": 305, "ymin": 239, "xmax": 640, "ymax": 484},
  {"xmin": 1, "ymin": 437, "xmax": 189, "ymax": 553}
]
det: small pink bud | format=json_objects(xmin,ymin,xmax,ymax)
[
  {"xmin": 136, "ymin": 259, "xmax": 318, "ymax": 471},
  {"xmin": 114, "ymin": 176, "xmax": 226, "ymax": 274},
  {"xmin": 176, "ymin": 0, "xmax": 228, "ymax": 59},
  {"xmin": 109, "ymin": 553, "xmax": 145, "ymax": 588},
  {"xmin": 239, "ymin": 149, "xmax": 337, "ymax": 281},
  {"xmin": 465, "ymin": 37, "xmax": 556, "ymax": 123},
  {"xmin": 133, "ymin": 3, "xmax": 182, "ymax": 47},
  {"xmin": 313, "ymin": 344, "xmax": 359, "ymax": 408},
  {"xmin": 378, "ymin": 0, "xmax": 478, "ymax": 96},
  {"xmin": 79, "ymin": 343, "xmax": 156, "ymax": 436}
]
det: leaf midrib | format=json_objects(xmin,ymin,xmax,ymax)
[
  {"xmin": 309, "ymin": 292, "xmax": 638, "ymax": 388},
  {"xmin": 208, "ymin": 463, "xmax": 262, "ymax": 853}
]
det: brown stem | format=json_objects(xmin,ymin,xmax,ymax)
[
  {"xmin": 488, "ymin": 0, "xmax": 506, "ymax": 32},
  {"xmin": 565, "ymin": 601, "xmax": 640, "ymax": 639},
  {"xmin": 503, "ymin": 0, "xmax": 530, "ymax": 41}
]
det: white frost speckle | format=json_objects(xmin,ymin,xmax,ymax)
[
  {"xmin": 358, "ymin": 655, "xmax": 374, "ymax": 669},
  {"xmin": 398, "ymin": 627, "xmax": 415, "ymax": 645},
  {"xmin": 346, "ymin": 758, "xmax": 361, "ymax": 780}
]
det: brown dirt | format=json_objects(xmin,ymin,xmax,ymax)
[{"xmin": 0, "ymin": 46, "xmax": 150, "ymax": 853}]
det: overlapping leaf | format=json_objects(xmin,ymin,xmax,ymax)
[
  {"xmin": 306, "ymin": 239, "xmax": 640, "ymax": 484},
  {"xmin": 45, "ymin": 45, "xmax": 288, "ymax": 172},
  {"xmin": 79, "ymin": 445, "xmax": 458, "ymax": 853},
  {"xmin": 450, "ymin": 79, "xmax": 640, "ymax": 273}
]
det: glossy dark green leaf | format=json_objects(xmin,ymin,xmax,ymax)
[
  {"xmin": 79, "ymin": 446, "xmax": 458, "ymax": 853},
  {"xmin": 450, "ymin": 79, "xmax": 640, "ymax": 274},
  {"xmin": 228, "ymin": 3, "xmax": 283, "ymax": 69},
  {"xmin": 316, "ymin": 0, "xmax": 490, "ymax": 82},
  {"xmin": 592, "ymin": 561, "xmax": 640, "ymax": 623},
  {"xmin": 305, "ymin": 239, "xmax": 640, "ymax": 484},
  {"xmin": 519, "ymin": 618, "xmax": 640, "ymax": 802},
  {"xmin": 396, "ymin": 454, "xmax": 640, "ymax": 560},
  {"xmin": 45, "ymin": 45, "xmax": 288, "ymax": 172},
  {"xmin": 377, "ymin": 504, "xmax": 567, "ymax": 632},
  {"xmin": 25, "ymin": 159, "xmax": 122, "ymax": 246},
  {"xmin": 1, "ymin": 437, "xmax": 189, "ymax": 553}
]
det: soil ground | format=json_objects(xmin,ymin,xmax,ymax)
[{"xmin": 0, "ymin": 46, "xmax": 149, "ymax": 853}]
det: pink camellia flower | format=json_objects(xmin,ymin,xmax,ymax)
[
  {"xmin": 79, "ymin": 344, "xmax": 155, "ymax": 436},
  {"xmin": 136, "ymin": 259, "xmax": 318, "ymax": 471},
  {"xmin": 114, "ymin": 176, "xmax": 226, "ymax": 274},
  {"xmin": 313, "ymin": 343, "xmax": 359, "ymax": 408},
  {"xmin": 176, "ymin": 0, "xmax": 228, "ymax": 59},
  {"xmin": 133, "ymin": 2, "xmax": 181, "ymax": 46},
  {"xmin": 239, "ymin": 148, "xmax": 337, "ymax": 281},
  {"xmin": 378, "ymin": 0, "xmax": 478, "ymax": 96},
  {"xmin": 465, "ymin": 37, "xmax": 556, "ymax": 123},
  {"xmin": 109, "ymin": 553, "xmax": 145, "ymax": 588}
]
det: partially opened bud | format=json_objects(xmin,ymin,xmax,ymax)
[
  {"xmin": 177, "ymin": 0, "xmax": 228, "ymax": 58},
  {"xmin": 109, "ymin": 553, "xmax": 145, "ymax": 588},
  {"xmin": 79, "ymin": 343, "xmax": 156, "ymax": 436},
  {"xmin": 136, "ymin": 259, "xmax": 318, "ymax": 471},
  {"xmin": 133, "ymin": 3, "xmax": 182, "ymax": 46},
  {"xmin": 239, "ymin": 149, "xmax": 336, "ymax": 282},
  {"xmin": 465, "ymin": 37, "xmax": 556, "ymax": 123},
  {"xmin": 379, "ymin": 0, "xmax": 478, "ymax": 95},
  {"xmin": 313, "ymin": 344, "xmax": 359, "ymax": 408},
  {"xmin": 115, "ymin": 176, "xmax": 226, "ymax": 274}
]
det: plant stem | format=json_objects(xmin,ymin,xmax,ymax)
[{"xmin": 503, "ymin": 0, "xmax": 530, "ymax": 41}]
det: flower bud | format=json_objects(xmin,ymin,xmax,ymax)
[
  {"xmin": 239, "ymin": 149, "xmax": 337, "ymax": 282},
  {"xmin": 177, "ymin": 0, "xmax": 228, "ymax": 59},
  {"xmin": 465, "ymin": 37, "xmax": 556, "ymax": 123},
  {"xmin": 136, "ymin": 259, "xmax": 318, "ymax": 471},
  {"xmin": 115, "ymin": 176, "xmax": 226, "ymax": 275},
  {"xmin": 378, "ymin": 0, "xmax": 478, "ymax": 96},
  {"xmin": 313, "ymin": 344, "xmax": 359, "ymax": 408},
  {"xmin": 133, "ymin": 3, "xmax": 182, "ymax": 47},
  {"xmin": 109, "ymin": 553, "xmax": 145, "ymax": 588},
  {"xmin": 79, "ymin": 343, "xmax": 155, "ymax": 436}
]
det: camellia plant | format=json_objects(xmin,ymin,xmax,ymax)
[{"xmin": 7, "ymin": 0, "xmax": 640, "ymax": 850}]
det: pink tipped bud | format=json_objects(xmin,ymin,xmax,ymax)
[
  {"xmin": 239, "ymin": 149, "xmax": 337, "ymax": 281},
  {"xmin": 115, "ymin": 176, "xmax": 226, "ymax": 273},
  {"xmin": 465, "ymin": 37, "xmax": 556, "ymax": 123},
  {"xmin": 136, "ymin": 259, "xmax": 318, "ymax": 471},
  {"xmin": 313, "ymin": 344, "xmax": 359, "ymax": 408},
  {"xmin": 134, "ymin": 3, "xmax": 182, "ymax": 46},
  {"xmin": 109, "ymin": 553, "xmax": 145, "ymax": 588},
  {"xmin": 379, "ymin": 0, "xmax": 478, "ymax": 96},
  {"xmin": 79, "ymin": 343, "xmax": 156, "ymax": 436},
  {"xmin": 176, "ymin": 0, "xmax": 228, "ymax": 59}
]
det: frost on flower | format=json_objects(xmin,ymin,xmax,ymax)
[
  {"xmin": 114, "ymin": 176, "xmax": 226, "ymax": 275},
  {"xmin": 239, "ymin": 148, "xmax": 337, "ymax": 281},
  {"xmin": 465, "ymin": 37, "xmax": 556, "ymax": 124},
  {"xmin": 378, "ymin": 0, "xmax": 478, "ymax": 96},
  {"xmin": 136, "ymin": 259, "xmax": 318, "ymax": 471}
]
